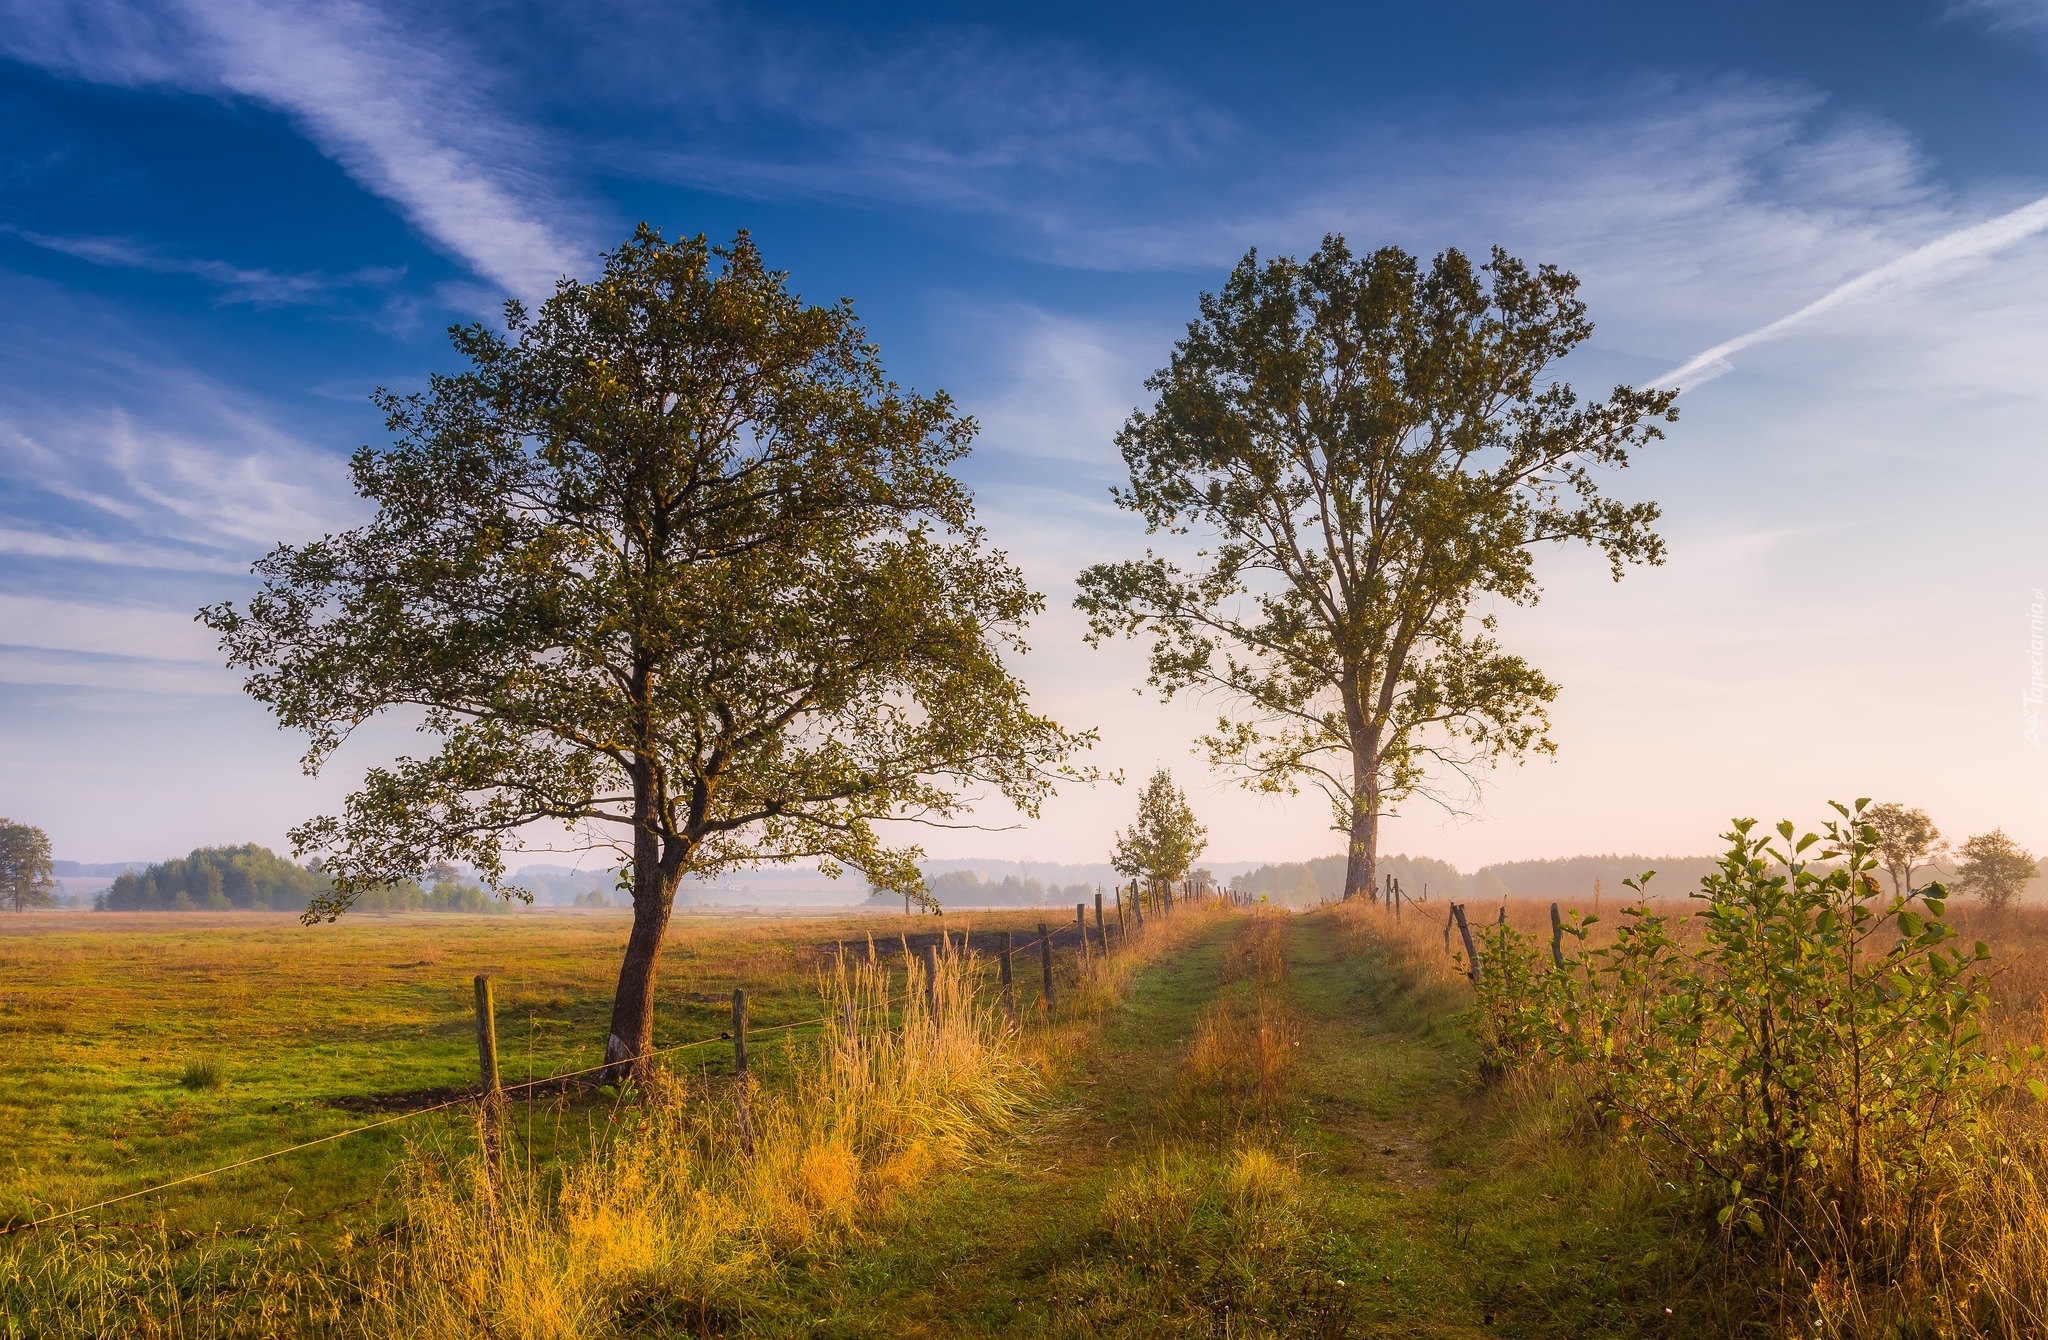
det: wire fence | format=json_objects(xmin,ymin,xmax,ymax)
[{"xmin": 2, "ymin": 923, "xmax": 1087, "ymax": 1239}]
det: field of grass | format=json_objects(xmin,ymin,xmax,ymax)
[
  {"xmin": 9, "ymin": 890, "xmax": 2048, "ymax": 1335},
  {"xmin": 0, "ymin": 905, "xmax": 1090, "ymax": 1242}
]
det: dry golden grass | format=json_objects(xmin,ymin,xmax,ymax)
[
  {"xmin": 1181, "ymin": 911, "xmax": 1298, "ymax": 1119},
  {"xmin": 357, "ymin": 909, "xmax": 1223, "ymax": 1339}
]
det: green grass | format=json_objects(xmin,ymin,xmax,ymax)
[
  {"xmin": 753, "ymin": 909, "xmax": 1709, "ymax": 1338},
  {"xmin": 0, "ymin": 906, "xmax": 1062, "ymax": 1244},
  {"xmin": 3, "ymin": 902, "xmax": 1718, "ymax": 1337}
]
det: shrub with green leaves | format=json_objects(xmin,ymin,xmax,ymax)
[{"xmin": 1477, "ymin": 799, "xmax": 2040, "ymax": 1273}]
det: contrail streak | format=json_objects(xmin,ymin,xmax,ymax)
[{"xmin": 1652, "ymin": 192, "xmax": 2048, "ymax": 392}]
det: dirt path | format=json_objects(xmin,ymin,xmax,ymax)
[{"xmin": 761, "ymin": 909, "xmax": 1679, "ymax": 1339}]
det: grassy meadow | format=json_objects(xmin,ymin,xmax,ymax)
[
  {"xmin": 0, "ymin": 905, "xmax": 1081, "ymax": 1242},
  {"xmin": 7, "ymin": 891, "xmax": 2048, "ymax": 1336}
]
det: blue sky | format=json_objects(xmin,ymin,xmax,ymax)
[{"xmin": 2, "ymin": 0, "xmax": 2046, "ymax": 870}]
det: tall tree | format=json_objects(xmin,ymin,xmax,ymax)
[
  {"xmin": 203, "ymin": 228, "xmax": 1087, "ymax": 1076},
  {"xmin": 1862, "ymin": 801, "xmax": 1945, "ymax": 897},
  {"xmin": 1078, "ymin": 237, "xmax": 1675, "ymax": 901},
  {"xmin": 1110, "ymin": 768, "xmax": 1208, "ymax": 894},
  {"xmin": 1953, "ymin": 829, "xmax": 2038, "ymax": 910},
  {"xmin": 0, "ymin": 820, "xmax": 55, "ymax": 912}
]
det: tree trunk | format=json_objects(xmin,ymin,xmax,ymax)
[
  {"xmin": 1342, "ymin": 741, "xmax": 1380, "ymax": 902},
  {"xmin": 604, "ymin": 769, "xmax": 685, "ymax": 1079}
]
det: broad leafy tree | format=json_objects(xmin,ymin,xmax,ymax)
[
  {"xmin": 1954, "ymin": 829, "xmax": 2038, "ymax": 910},
  {"xmin": 1110, "ymin": 768, "xmax": 1207, "ymax": 895},
  {"xmin": 203, "ymin": 228, "xmax": 1088, "ymax": 1075},
  {"xmin": 1863, "ymin": 801, "xmax": 1946, "ymax": 897},
  {"xmin": 1078, "ymin": 237, "xmax": 1675, "ymax": 900},
  {"xmin": 0, "ymin": 819, "xmax": 54, "ymax": 912}
]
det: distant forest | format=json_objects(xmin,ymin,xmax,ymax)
[
  {"xmin": 1229, "ymin": 854, "xmax": 1462, "ymax": 907},
  {"xmin": 96, "ymin": 845, "xmax": 506, "ymax": 913},
  {"xmin": 868, "ymin": 869, "xmax": 1112, "ymax": 908},
  {"xmin": 1226, "ymin": 852, "xmax": 1728, "ymax": 907}
]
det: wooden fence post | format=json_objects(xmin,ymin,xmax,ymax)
[
  {"xmin": 1549, "ymin": 902, "xmax": 1564, "ymax": 969},
  {"xmin": 1443, "ymin": 905, "xmax": 1454, "ymax": 955},
  {"xmin": 1038, "ymin": 921, "xmax": 1055, "ymax": 1011},
  {"xmin": 1115, "ymin": 885, "xmax": 1127, "ymax": 939},
  {"xmin": 472, "ymin": 974, "xmax": 503, "ymax": 1229},
  {"xmin": 922, "ymin": 943, "xmax": 939, "ymax": 1021},
  {"xmin": 1075, "ymin": 904, "xmax": 1090, "ymax": 972},
  {"xmin": 1450, "ymin": 904, "xmax": 1481, "ymax": 984},
  {"xmin": 473, "ymin": 974, "xmax": 500, "ymax": 1097},
  {"xmin": 1132, "ymin": 881, "xmax": 1145, "ymax": 927},
  {"xmin": 732, "ymin": 988, "xmax": 756, "ymax": 1158},
  {"xmin": 999, "ymin": 931, "xmax": 1016, "ymax": 1028},
  {"xmin": 1094, "ymin": 891, "xmax": 1106, "ymax": 947}
]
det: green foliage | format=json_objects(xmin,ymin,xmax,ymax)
[
  {"xmin": 0, "ymin": 819, "xmax": 55, "ymax": 912},
  {"xmin": 1110, "ymin": 768, "xmax": 1208, "ymax": 890},
  {"xmin": 1864, "ymin": 800, "xmax": 1946, "ymax": 897},
  {"xmin": 202, "ymin": 227, "xmax": 1085, "ymax": 917},
  {"xmin": 200, "ymin": 225, "xmax": 1091, "ymax": 1067},
  {"xmin": 1955, "ymin": 828, "xmax": 2040, "ymax": 910},
  {"xmin": 1476, "ymin": 800, "xmax": 2037, "ymax": 1279},
  {"xmin": 1076, "ymin": 235, "xmax": 1676, "ymax": 899},
  {"xmin": 97, "ymin": 845, "xmax": 322, "ymax": 912}
]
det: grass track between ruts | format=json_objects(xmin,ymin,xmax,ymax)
[{"xmin": 770, "ymin": 906, "xmax": 1706, "ymax": 1339}]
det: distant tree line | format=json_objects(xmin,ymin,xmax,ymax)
[
  {"xmin": 96, "ymin": 846, "xmax": 507, "ymax": 913},
  {"xmin": 869, "ymin": 869, "xmax": 1104, "ymax": 908},
  {"xmin": 1231, "ymin": 853, "xmax": 1460, "ymax": 907}
]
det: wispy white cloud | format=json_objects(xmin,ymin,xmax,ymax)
[
  {"xmin": 956, "ymin": 304, "xmax": 1157, "ymax": 467},
  {"xmin": 0, "ymin": 0, "xmax": 587, "ymax": 297},
  {"xmin": 0, "ymin": 647, "xmax": 234, "ymax": 694},
  {"xmin": 3, "ymin": 227, "xmax": 404, "ymax": 305},
  {"xmin": 0, "ymin": 526, "xmax": 247, "ymax": 573},
  {"xmin": 1951, "ymin": 0, "xmax": 2048, "ymax": 36},
  {"xmin": 0, "ymin": 592, "xmax": 218, "ymax": 661}
]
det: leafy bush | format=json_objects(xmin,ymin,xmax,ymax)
[{"xmin": 1474, "ymin": 799, "xmax": 2041, "ymax": 1279}]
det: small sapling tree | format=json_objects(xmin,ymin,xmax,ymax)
[
  {"xmin": 1954, "ymin": 829, "xmax": 2039, "ymax": 910},
  {"xmin": 203, "ymin": 228, "xmax": 1089, "ymax": 1076},
  {"xmin": 0, "ymin": 819, "xmax": 55, "ymax": 911},
  {"xmin": 1078, "ymin": 237, "xmax": 1675, "ymax": 900},
  {"xmin": 1111, "ymin": 768, "xmax": 1207, "ymax": 899}
]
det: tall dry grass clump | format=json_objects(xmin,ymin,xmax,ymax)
[
  {"xmin": 361, "ymin": 938, "xmax": 1039, "ymax": 1337},
  {"xmin": 1181, "ymin": 911, "xmax": 1298, "ymax": 1120}
]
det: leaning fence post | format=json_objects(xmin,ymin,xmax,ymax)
[
  {"xmin": 1451, "ymin": 904, "xmax": 1481, "ymax": 984},
  {"xmin": 999, "ymin": 931, "xmax": 1017, "ymax": 1028},
  {"xmin": 1443, "ymin": 905, "xmax": 1454, "ymax": 955},
  {"xmin": 1038, "ymin": 921, "xmax": 1055, "ymax": 1011},
  {"xmin": 732, "ymin": 988, "xmax": 756, "ymax": 1158},
  {"xmin": 1549, "ymin": 902, "xmax": 1564, "ymax": 969},
  {"xmin": 1075, "ymin": 904, "xmax": 1090, "ymax": 972},
  {"xmin": 922, "ymin": 943, "xmax": 939, "ymax": 1022}
]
